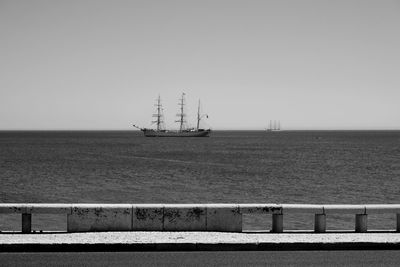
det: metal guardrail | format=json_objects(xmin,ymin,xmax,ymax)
[{"xmin": 1, "ymin": 203, "xmax": 400, "ymax": 233}]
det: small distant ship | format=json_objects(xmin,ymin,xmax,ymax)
[
  {"xmin": 133, "ymin": 93, "xmax": 211, "ymax": 137},
  {"xmin": 266, "ymin": 120, "xmax": 281, "ymax": 132}
]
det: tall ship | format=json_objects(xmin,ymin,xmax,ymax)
[
  {"xmin": 133, "ymin": 93, "xmax": 211, "ymax": 137},
  {"xmin": 266, "ymin": 120, "xmax": 281, "ymax": 132}
]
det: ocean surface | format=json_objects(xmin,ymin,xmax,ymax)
[{"xmin": 1, "ymin": 130, "xmax": 400, "ymax": 231}]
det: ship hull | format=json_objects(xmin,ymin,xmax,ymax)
[{"xmin": 142, "ymin": 129, "xmax": 211, "ymax": 137}]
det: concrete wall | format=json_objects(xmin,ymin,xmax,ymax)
[
  {"xmin": 163, "ymin": 204, "xmax": 207, "ymax": 231},
  {"xmin": 132, "ymin": 204, "xmax": 164, "ymax": 231},
  {"xmin": 206, "ymin": 204, "xmax": 242, "ymax": 232},
  {"xmin": 2, "ymin": 203, "xmax": 400, "ymax": 233},
  {"xmin": 67, "ymin": 204, "xmax": 132, "ymax": 232}
]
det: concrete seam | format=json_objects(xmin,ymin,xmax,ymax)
[
  {"xmin": 235, "ymin": 204, "xmax": 242, "ymax": 232},
  {"xmin": 162, "ymin": 206, "xmax": 165, "ymax": 231},
  {"xmin": 131, "ymin": 205, "xmax": 134, "ymax": 231},
  {"xmin": 66, "ymin": 213, "xmax": 69, "ymax": 232},
  {"xmin": 205, "ymin": 206, "xmax": 208, "ymax": 231}
]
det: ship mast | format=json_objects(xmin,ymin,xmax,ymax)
[
  {"xmin": 152, "ymin": 95, "xmax": 163, "ymax": 131},
  {"xmin": 197, "ymin": 99, "xmax": 201, "ymax": 130},
  {"xmin": 196, "ymin": 99, "xmax": 209, "ymax": 130},
  {"xmin": 176, "ymin": 93, "xmax": 186, "ymax": 131}
]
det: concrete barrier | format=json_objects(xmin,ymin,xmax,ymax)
[
  {"xmin": 2, "ymin": 203, "xmax": 400, "ymax": 233},
  {"xmin": 132, "ymin": 204, "xmax": 163, "ymax": 231},
  {"xmin": 163, "ymin": 204, "xmax": 207, "ymax": 231},
  {"xmin": 67, "ymin": 204, "xmax": 132, "ymax": 232},
  {"xmin": 239, "ymin": 204, "xmax": 282, "ymax": 214},
  {"xmin": 323, "ymin": 204, "xmax": 366, "ymax": 214},
  {"xmin": 281, "ymin": 204, "xmax": 324, "ymax": 214},
  {"xmin": 0, "ymin": 203, "xmax": 72, "ymax": 233},
  {"xmin": 206, "ymin": 204, "xmax": 241, "ymax": 232}
]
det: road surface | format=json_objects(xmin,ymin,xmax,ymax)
[{"xmin": 1, "ymin": 250, "xmax": 400, "ymax": 266}]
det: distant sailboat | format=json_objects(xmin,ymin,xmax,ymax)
[
  {"xmin": 133, "ymin": 93, "xmax": 211, "ymax": 137},
  {"xmin": 266, "ymin": 120, "xmax": 281, "ymax": 132}
]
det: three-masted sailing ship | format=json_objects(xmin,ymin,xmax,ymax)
[
  {"xmin": 133, "ymin": 93, "xmax": 211, "ymax": 137},
  {"xmin": 266, "ymin": 120, "xmax": 281, "ymax": 132}
]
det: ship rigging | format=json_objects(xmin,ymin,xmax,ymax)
[{"xmin": 133, "ymin": 93, "xmax": 211, "ymax": 137}]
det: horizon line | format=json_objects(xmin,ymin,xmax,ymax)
[{"xmin": 0, "ymin": 128, "xmax": 399, "ymax": 132}]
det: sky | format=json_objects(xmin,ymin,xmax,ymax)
[{"xmin": 0, "ymin": 0, "xmax": 399, "ymax": 130}]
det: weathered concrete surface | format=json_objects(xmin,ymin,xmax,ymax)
[
  {"xmin": 67, "ymin": 204, "xmax": 132, "ymax": 232},
  {"xmin": 0, "ymin": 204, "xmax": 71, "ymax": 214},
  {"xmin": 132, "ymin": 204, "xmax": 163, "ymax": 231},
  {"xmin": 29, "ymin": 204, "xmax": 72, "ymax": 214},
  {"xmin": 0, "ymin": 204, "xmax": 32, "ymax": 214},
  {"xmin": 239, "ymin": 204, "xmax": 282, "ymax": 214},
  {"xmin": 3, "ymin": 203, "xmax": 400, "ymax": 234},
  {"xmin": 2, "ymin": 232, "xmax": 400, "ymax": 251},
  {"xmin": 163, "ymin": 205, "xmax": 207, "ymax": 231},
  {"xmin": 206, "ymin": 204, "xmax": 242, "ymax": 232}
]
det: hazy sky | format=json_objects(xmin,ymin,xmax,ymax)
[{"xmin": 1, "ymin": 0, "xmax": 399, "ymax": 130}]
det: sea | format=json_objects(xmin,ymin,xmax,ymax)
[{"xmin": 1, "ymin": 130, "xmax": 400, "ymax": 231}]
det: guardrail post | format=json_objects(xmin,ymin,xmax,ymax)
[
  {"xmin": 22, "ymin": 213, "xmax": 31, "ymax": 233},
  {"xmin": 355, "ymin": 214, "xmax": 367, "ymax": 233},
  {"xmin": 272, "ymin": 213, "xmax": 283, "ymax": 233},
  {"xmin": 314, "ymin": 214, "xmax": 326, "ymax": 233}
]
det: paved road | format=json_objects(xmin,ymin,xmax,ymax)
[{"xmin": 1, "ymin": 250, "xmax": 400, "ymax": 266}]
